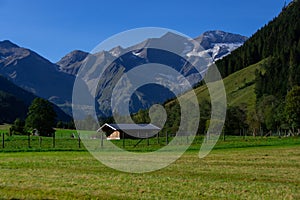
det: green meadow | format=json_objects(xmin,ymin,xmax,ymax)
[{"xmin": 0, "ymin": 134, "xmax": 299, "ymax": 199}]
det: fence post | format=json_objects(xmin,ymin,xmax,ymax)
[
  {"xmin": 52, "ymin": 132, "xmax": 55, "ymax": 148},
  {"xmin": 122, "ymin": 132, "xmax": 125, "ymax": 148},
  {"xmin": 2, "ymin": 133, "xmax": 4, "ymax": 149},
  {"xmin": 78, "ymin": 133, "xmax": 81, "ymax": 148},
  {"xmin": 260, "ymin": 126, "xmax": 263, "ymax": 137},
  {"xmin": 157, "ymin": 132, "xmax": 159, "ymax": 144}
]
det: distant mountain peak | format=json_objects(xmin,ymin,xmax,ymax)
[
  {"xmin": 195, "ymin": 30, "xmax": 248, "ymax": 48},
  {"xmin": 109, "ymin": 45, "xmax": 124, "ymax": 51},
  {"xmin": 0, "ymin": 40, "xmax": 19, "ymax": 49},
  {"xmin": 57, "ymin": 50, "xmax": 88, "ymax": 65},
  {"xmin": 56, "ymin": 50, "xmax": 89, "ymax": 75},
  {"xmin": 160, "ymin": 31, "xmax": 185, "ymax": 39},
  {"xmin": 109, "ymin": 45, "xmax": 124, "ymax": 57},
  {"xmin": 191, "ymin": 30, "xmax": 248, "ymax": 61}
]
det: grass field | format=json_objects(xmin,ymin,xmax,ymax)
[{"xmin": 0, "ymin": 137, "xmax": 299, "ymax": 199}]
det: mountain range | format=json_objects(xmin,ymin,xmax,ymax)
[
  {"xmin": 57, "ymin": 30, "xmax": 247, "ymax": 76},
  {"xmin": 60, "ymin": 30, "xmax": 247, "ymax": 117},
  {"xmin": 0, "ymin": 30, "xmax": 247, "ymax": 122}
]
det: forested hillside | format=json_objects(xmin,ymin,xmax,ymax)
[
  {"xmin": 217, "ymin": 0, "xmax": 300, "ymax": 97},
  {"xmin": 0, "ymin": 91, "xmax": 27, "ymax": 124}
]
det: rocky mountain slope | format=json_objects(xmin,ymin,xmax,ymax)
[
  {"xmin": 57, "ymin": 50, "xmax": 89, "ymax": 75},
  {"xmin": 0, "ymin": 40, "xmax": 75, "ymax": 114}
]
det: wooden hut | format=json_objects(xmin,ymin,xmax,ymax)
[{"xmin": 98, "ymin": 123, "xmax": 160, "ymax": 140}]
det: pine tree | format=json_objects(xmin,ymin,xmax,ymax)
[{"xmin": 285, "ymin": 86, "xmax": 300, "ymax": 129}]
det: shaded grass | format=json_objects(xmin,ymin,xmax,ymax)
[{"xmin": 0, "ymin": 145, "xmax": 299, "ymax": 199}]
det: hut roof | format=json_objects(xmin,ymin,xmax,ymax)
[{"xmin": 98, "ymin": 123, "xmax": 160, "ymax": 132}]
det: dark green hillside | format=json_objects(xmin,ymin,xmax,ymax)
[
  {"xmin": 0, "ymin": 76, "xmax": 32, "ymax": 123},
  {"xmin": 0, "ymin": 75, "xmax": 71, "ymax": 124},
  {"xmin": 217, "ymin": 0, "xmax": 300, "ymax": 97},
  {"xmin": 0, "ymin": 91, "xmax": 27, "ymax": 124},
  {"xmin": 0, "ymin": 75, "xmax": 36, "ymax": 105}
]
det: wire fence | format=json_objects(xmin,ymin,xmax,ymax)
[
  {"xmin": 0, "ymin": 132, "xmax": 199, "ymax": 151},
  {"xmin": 0, "ymin": 134, "xmax": 83, "ymax": 151}
]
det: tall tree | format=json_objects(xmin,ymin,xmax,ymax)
[
  {"xmin": 285, "ymin": 86, "xmax": 300, "ymax": 130},
  {"xmin": 224, "ymin": 106, "xmax": 247, "ymax": 135},
  {"xmin": 25, "ymin": 98, "xmax": 56, "ymax": 136}
]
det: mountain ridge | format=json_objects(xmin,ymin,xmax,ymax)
[
  {"xmin": 0, "ymin": 40, "xmax": 75, "ymax": 114},
  {"xmin": 57, "ymin": 30, "xmax": 247, "ymax": 76}
]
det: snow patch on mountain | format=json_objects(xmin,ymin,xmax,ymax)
[{"xmin": 187, "ymin": 42, "xmax": 244, "ymax": 61}]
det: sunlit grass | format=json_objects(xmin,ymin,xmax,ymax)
[{"xmin": 0, "ymin": 144, "xmax": 299, "ymax": 199}]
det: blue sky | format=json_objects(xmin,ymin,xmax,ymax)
[{"xmin": 0, "ymin": 0, "xmax": 292, "ymax": 62}]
